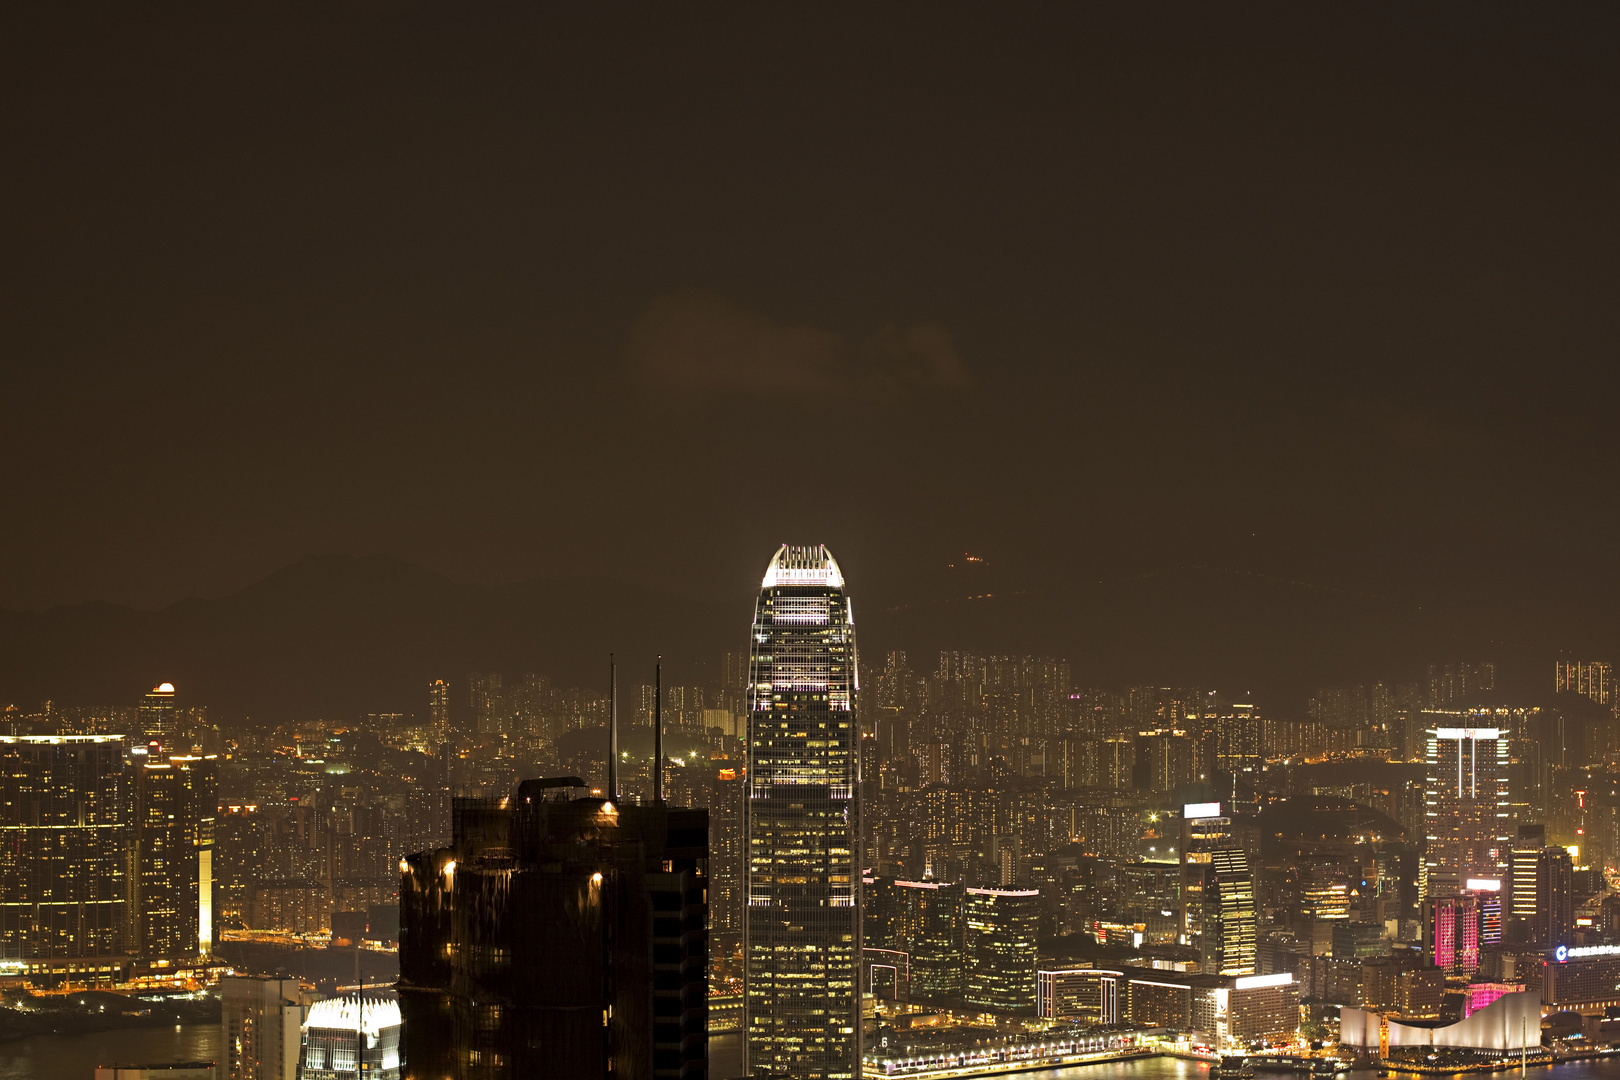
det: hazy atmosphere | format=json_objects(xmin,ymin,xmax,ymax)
[{"xmin": 4, "ymin": 6, "xmax": 1617, "ymax": 716}]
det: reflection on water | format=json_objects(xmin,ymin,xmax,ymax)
[
  {"xmin": 0, "ymin": 1023, "xmax": 219, "ymax": 1080},
  {"xmin": 1022, "ymin": 1057, "xmax": 1215, "ymax": 1080},
  {"xmin": 712, "ymin": 1045, "xmax": 1620, "ymax": 1080},
  {"xmin": 711, "ymin": 1030, "xmax": 743, "ymax": 1078},
  {"xmin": 9, "ymin": 1024, "xmax": 1620, "ymax": 1080},
  {"xmin": 936, "ymin": 1060, "xmax": 1620, "ymax": 1080}
]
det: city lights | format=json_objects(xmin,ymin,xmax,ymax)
[{"xmin": 0, "ymin": 8, "xmax": 1606, "ymax": 1078}]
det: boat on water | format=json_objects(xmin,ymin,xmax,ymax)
[{"xmin": 1213, "ymin": 1054, "xmax": 1257, "ymax": 1079}]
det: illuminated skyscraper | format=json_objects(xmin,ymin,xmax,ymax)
[
  {"xmin": 1200, "ymin": 848, "xmax": 1257, "ymax": 976},
  {"xmin": 139, "ymin": 682, "xmax": 178, "ymax": 747},
  {"xmin": 962, "ymin": 888, "xmax": 1040, "ymax": 1011},
  {"xmin": 1180, "ymin": 802, "xmax": 1230, "ymax": 941},
  {"xmin": 0, "ymin": 735, "xmax": 129, "ymax": 985},
  {"xmin": 865, "ymin": 878, "xmax": 964, "ymax": 1001},
  {"xmin": 1458, "ymin": 879, "xmax": 1505, "ymax": 947},
  {"xmin": 1179, "ymin": 803, "xmax": 1256, "ymax": 976},
  {"xmin": 299, "ymin": 994, "xmax": 401, "ymax": 1080},
  {"xmin": 1423, "ymin": 893, "xmax": 1481, "ymax": 975},
  {"xmin": 1534, "ymin": 846, "xmax": 1574, "ymax": 946},
  {"xmin": 133, "ymin": 753, "xmax": 218, "ymax": 961},
  {"xmin": 1508, "ymin": 824, "xmax": 1545, "ymax": 934},
  {"xmin": 427, "ymin": 680, "xmax": 450, "ymax": 742},
  {"xmin": 744, "ymin": 545, "xmax": 860, "ymax": 1080},
  {"xmin": 1422, "ymin": 722, "xmax": 1509, "ymax": 899},
  {"xmin": 710, "ymin": 766, "xmax": 747, "ymax": 937}
]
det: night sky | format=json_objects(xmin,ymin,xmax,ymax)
[{"xmin": 3, "ymin": 7, "xmax": 1616, "ymax": 701}]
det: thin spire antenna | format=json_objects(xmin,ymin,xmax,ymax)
[
  {"xmin": 655, "ymin": 656, "xmax": 663, "ymax": 805},
  {"xmin": 608, "ymin": 654, "xmax": 618, "ymax": 802}
]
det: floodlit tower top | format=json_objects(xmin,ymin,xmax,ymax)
[{"xmin": 760, "ymin": 544, "xmax": 844, "ymax": 589}]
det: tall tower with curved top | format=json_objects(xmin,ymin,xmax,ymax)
[{"xmin": 744, "ymin": 544, "xmax": 860, "ymax": 1080}]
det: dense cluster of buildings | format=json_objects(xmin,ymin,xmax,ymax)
[
  {"xmin": 0, "ymin": 685, "xmax": 220, "ymax": 986},
  {"xmin": 7, "ymin": 544, "xmax": 1620, "ymax": 1078}
]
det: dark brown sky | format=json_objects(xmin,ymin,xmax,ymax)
[{"xmin": 2, "ymin": 6, "xmax": 1616, "ymax": 688}]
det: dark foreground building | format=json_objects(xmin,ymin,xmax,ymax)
[{"xmin": 399, "ymin": 777, "xmax": 708, "ymax": 1080}]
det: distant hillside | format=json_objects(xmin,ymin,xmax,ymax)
[
  {"xmin": 0, "ymin": 554, "xmax": 744, "ymax": 722},
  {"xmin": 0, "ymin": 554, "xmax": 1570, "ymax": 722},
  {"xmin": 860, "ymin": 563, "xmax": 1554, "ymax": 710}
]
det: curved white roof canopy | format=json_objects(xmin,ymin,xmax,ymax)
[
  {"xmin": 761, "ymin": 544, "xmax": 844, "ymax": 589},
  {"xmin": 304, "ymin": 995, "xmax": 401, "ymax": 1037}
]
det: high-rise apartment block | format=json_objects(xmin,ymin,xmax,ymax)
[
  {"xmin": 220, "ymin": 975, "xmax": 311, "ymax": 1080},
  {"xmin": 744, "ymin": 545, "xmax": 860, "ymax": 1080},
  {"xmin": 427, "ymin": 680, "xmax": 450, "ymax": 742},
  {"xmin": 1427, "ymin": 662, "xmax": 1495, "ymax": 708},
  {"xmin": 1134, "ymin": 730, "xmax": 1196, "ymax": 794},
  {"xmin": 468, "ymin": 673, "xmax": 505, "ymax": 737},
  {"xmin": 1210, "ymin": 704, "xmax": 1263, "ymax": 779},
  {"xmin": 399, "ymin": 778, "xmax": 709, "ymax": 1079},
  {"xmin": 1556, "ymin": 660, "xmax": 1613, "ymax": 710}
]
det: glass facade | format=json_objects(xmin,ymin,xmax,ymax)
[
  {"xmin": 744, "ymin": 544, "xmax": 860, "ymax": 1080},
  {"xmin": 866, "ymin": 878, "xmax": 964, "ymax": 1001},
  {"xmin": 962, "ymin": 888, "xmax": 1039, "ymax": 1011},
  {"xmin": 398, "ymin": 789, "xmax": 710, "ymax": 1079},
  {"xmin": 1202, "ymin": 848, "xmax": 1257, "ymax": 976}
]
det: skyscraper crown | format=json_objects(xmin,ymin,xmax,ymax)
[{"xmin": 761, "ymin": 543, "xmax": 844, "ymax": 588}]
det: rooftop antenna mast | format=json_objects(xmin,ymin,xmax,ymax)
[
  {"xmin": 608, "ymin": 654, "xmax": 618, "ymax": 802},
  {"xmin": 655, "ymin": 655, "xmax": 663, "ymax": 805}
]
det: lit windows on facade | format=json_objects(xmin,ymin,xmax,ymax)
[
  {"xmin": 962, "ymin": 888, "xmax": 1040, "ymax": 1012},
  {"xmin": 1422, "ymin": 721, "xmax": 1509, "ymax": 900},
  {"xmin": 744, "ymin": 545, "xmax": 860, "ymax": 1080},
  {"xmin": 1424, "ymin": 893, "xmax": 1481, "ymax": 975},
  {"xmin": 0, "ymin": 736, "xmax": 129, "ymax": 983}
]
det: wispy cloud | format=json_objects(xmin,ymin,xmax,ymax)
[{"xmin": 628, "ymin": 290, "xmax": 969, "ymax": 398}]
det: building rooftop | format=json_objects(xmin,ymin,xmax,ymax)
[
  {"xmin": 305, "ymin": 995, "xmax": 401, "ymax": 1037},
  {"xmin": 761, "ymin": 543, "xmax": 844, "ymax": 589}
]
